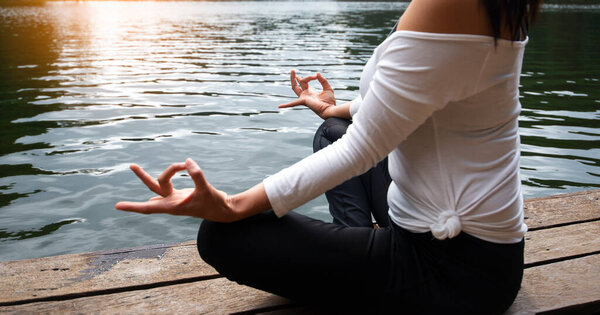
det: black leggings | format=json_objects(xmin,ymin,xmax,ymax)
[
  {"xmin": 313, "ymin": 117, "xmax": 392, "ymax": 227},
  {"xmin": 197, "ymin": 118, "xmax": 524, "ymax": 314}
]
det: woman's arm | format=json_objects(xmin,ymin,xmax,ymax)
[
  {"xmin": 228, "ymin": 182, "xmax": 272, "ymax": 221},
  {"xmin": 322, "ymin": 100, "xmax": 352, "ymax": 120}
]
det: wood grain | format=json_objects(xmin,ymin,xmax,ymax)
[
  {"xmin": 0, "ymin": 277, "xmax": 290, "ymax": 314},
  {"xmin": 0, "ymin": 241, "xmax": 217, "ymax": 304},
  {"xmin": 524, "ymin": 189, "xmax": 600, "ymax": 229},
  {"xmin": 1, "ymin": 190, "xmax": 599, "ymax": 313},
  {"xmin": 525, "ymin": 220, "xmax": 600, "ymax": 265},
  {"xmin": 4, "ymin": 254, "xmax": 600, "ymax": 314},
  {"xmin": 508, "ymin": 254, "xmax": 600, "ymax": 314}
]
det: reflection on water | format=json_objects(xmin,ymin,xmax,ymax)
[
  {"xmin": 0, "ymin": 219, "xmax": 83, "ymax": 241},
  {"xmin": 0, "ymin": 2, "xmax": 598, "ymax": 261},
  {"xmin": 519, "ymin": 7, "xmax": 600, "ymax": 192}
]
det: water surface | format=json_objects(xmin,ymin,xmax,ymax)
[{"xmin": 0, "ymin": 1, "xmax": 598, "ymax": 261}]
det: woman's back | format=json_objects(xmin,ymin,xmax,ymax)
[
  {"xmin": 265, "ymin": 0, "xmax": 534, "ymax": 243},
  {"xmin": 371, "ymin": 32, "xmax": 528, "ymax": 243},
  {"xmin": 397, "ymin": 0, "xmax": 499, "ymax": 38}
]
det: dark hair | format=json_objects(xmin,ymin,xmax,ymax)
[{"xmin": 480, "ymin": 0, "xmax": 542, "ymax": 41}]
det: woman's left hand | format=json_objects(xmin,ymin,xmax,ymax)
[
  {"xmin": 115, "ymin": 158, "xmax": 240, "ymax": 222},
  {"xmin": 279, "ymin": 70, "xmax": 337, "ymax": 119}
]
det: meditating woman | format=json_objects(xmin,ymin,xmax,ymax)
[{"xmin": 116, "ymin": 0, "xmax": 541, "ymax": 312}]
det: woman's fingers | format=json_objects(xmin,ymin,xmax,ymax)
[
  {"xmin": 317, "ymin": 73, "xmax": 332, "ymax": 91},
  {"xmin": 296, "ymin": 75, "xmax": 308, "ymax": 90},
  {"xmin": 130, "ymin": 164, "xmax": 161, "ymax": 195},
  {"xmin": 298, "ymin": 74, "xmax": 317, "ymax": 91},
  {"xmin": 157, "ymin": 162, "xmax": 186, "ymax": 197},
  {"xmin": 116, "ymin": 161, "xmax": 201, "ymax": 216},
  {"xmin": 115, "ymin": 200, "xmax": 165, "ymax": 214},
  {"xmin": 290, "ymin": 70, "xmax": 302, "ymax": 96},
  {"xmin": 284, "ymin": 70, "xmax": 331, "ymax": 114},
  {"xmin": 185, "ymin": 158, "xmax": 210, "ymax": 193},
  {"xmin": 299, "ymin": 74, "xmax": 318, "ymax": 83},
  {"xmin": 278, "ymin": 98, "xmax": 304, "ymax": 108},
  {"xmin": 129, "ymin": 162, "xmax": 186, "ymax": 197},
  {"xmin": 290, "ymin": 70, "xmax": 320, "ymax": 94},
  {"xmin": 115, "ymin": 200, "xmax": 148, "ymax": 213}
]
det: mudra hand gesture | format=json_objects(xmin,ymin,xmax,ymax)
[
  {"xmin": 279, "ymin": 70, "xmax": 337, "ymax": 119},
  {"xmin": 115, "ymin": 158, "xmax": 238, "ymax": 222}
]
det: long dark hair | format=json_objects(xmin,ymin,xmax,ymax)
[{"xmin": 481, "ymin": 0, "xmax": 542, "ymax": 40}]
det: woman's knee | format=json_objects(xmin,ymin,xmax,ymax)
[
  {"xmin": 197, "ymin": 213, "xmax": 278, "ymax": 274},
  {"xmin": 196, "ymin": 220, "xmax": 224, "ymax": 268},
  {"xmin": 197, "ymin": 220, "xmax": 247, "ymax": 283},
  {"xmin": 313, "ymin": 117, "xmax": 351, "ymax": 153},
  {"xmin": 197, "ymin": 213, "xmax": 281, "ymax": 283}
]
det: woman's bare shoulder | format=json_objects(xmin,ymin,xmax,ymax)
[{"xmin": 397, "ymin": 0, "xmax": 492, "ymax": 37}]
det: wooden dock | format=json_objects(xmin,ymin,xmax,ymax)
[{"xmin": 1, "ymin": 189, "xmax": 599, "ymax": 314}]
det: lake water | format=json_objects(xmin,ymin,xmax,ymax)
[{"xmin": 0, "ymin": 1, "xmax": 598, "ymax": 261}]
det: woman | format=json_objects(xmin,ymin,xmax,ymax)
[{"xmin": 116, "ymin": 0, "xmax": 540, "ymax": 312}]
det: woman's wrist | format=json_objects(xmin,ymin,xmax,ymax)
[
  {"xmin": 324, "ymin": 101, "xmax": 352, "ymax": 120},
  {"xmin": 227, "ymin": 183, "xmax": 271, "ymax": 221}
]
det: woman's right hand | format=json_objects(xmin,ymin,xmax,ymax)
[
  {"xmin": 279, "ymin": 70, "xmax": 337, "ymax": 119},
  {"xmin": 115, "ymin": 158, "xmax": 271, "ymax": 223},
  {"xmin": 115, "ymin": 158, "xmax": 239, "ymax": 222}
]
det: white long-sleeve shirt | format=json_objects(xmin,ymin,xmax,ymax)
[{"xmin": 264, "ymin": 31, "xmax": 528, "ymax": 244}]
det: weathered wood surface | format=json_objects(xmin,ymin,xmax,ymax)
[
  {"xmin": 1, "ymin": 189, "xmax": 599, "ymax": 314},
  {"xmin": 3, "ymin": 215, "xmax": 599, "ymax": 305},
  {"xmin": 508, "ymin": 254, "xmax": 600, "ymax": 314},
  {"xmin": 523, "ymin": 189, "xmax": 600, "ymax": 229},
  {"xmin": 4, "ymin": 253, "xmax": 599, "ymax": 315},
  {"xmin": 0, "ymin": 241, "xmax": 217, "ymax": 304},
  {"xmin": 524, "ymin": 220, "xmax": 600, "ymax": 266},
  {"xmin": 0, "ymin": 278, "xmax": 290, "ymax": 314}
]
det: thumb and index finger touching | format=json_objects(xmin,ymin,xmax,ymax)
[
  {"xmin": 185, "ymin": 158, "xmax": 210, "ymax": 192},
  {"xmin": 281, "ymin": 70, "xmax": 331, "ymax": 109},
  {"xmin": 290, "ymin": 70, "xmax": 316, "ymax": 95},
  {"xmin": 291, "ymin": 69, "xmax": 329, "ymax": 92},
  {"xmin": 297, "ymin": 71, "xmax": 331, "ymax": 90},
  {"xmin": 115, "ymin": 158, "xmax": 208, "ymax": 210},
  {"xmin": 316, "ymin": 72, "xmax": 332, "ymax": 91}
]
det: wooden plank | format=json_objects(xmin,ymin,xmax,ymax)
[
  {"xmin": 0, "ymin": 241, "xmax": 217, "ymax": 304},
  {"xmin": 525, "ymin": 220, "xmax": 600, "ymax": 266},
  {"xmin": 508, "ymin": 254, "xmax": 600, "ymax": 314},
  {"xmin": 2, "ymin": 189, "xmax": 599, "ymax": 305},
  {"xmin": 1, "ymin": 189, "xmax": 598, "ymax": 312},
  {"xmin": 523, "ymin": 189, "xmax": 600, "ymax": 230},
  {"xmin": 4, "ymin": 255, "xmax": 600, "ymax": 315},
  {"xmin": 0, "ymin": 277, "xmax": 291, "ymax": 314},
  {"xmin": 3, "ymin": 219, "xmax": 597, "ymax": 305},
  {"xmin": 268, "ymin": 254, "xmax": 600, "ymax": 315}
]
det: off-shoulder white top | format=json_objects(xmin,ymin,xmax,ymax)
[{"xmin": 264, "ymin": 31, "xmax": 528, "ymax": 244}]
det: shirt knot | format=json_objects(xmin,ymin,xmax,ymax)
[{"xmin": 430, "ymin": 210, "xmax": 462, "ymax": 240}]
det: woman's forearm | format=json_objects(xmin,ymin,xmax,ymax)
[
  {"xmin": 324, "ymin": 101, "xmax": 352, "ymax": 120},
  {"xmin": 228, "ymin": 183, "xmax": 272, "ymax": 220}
]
